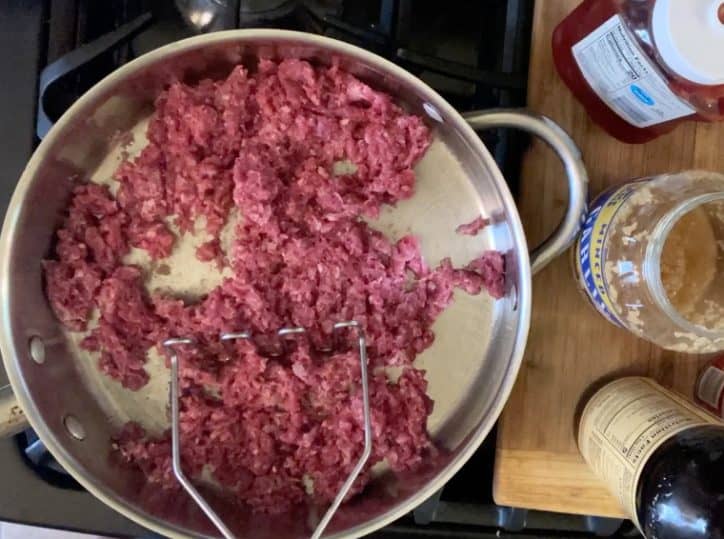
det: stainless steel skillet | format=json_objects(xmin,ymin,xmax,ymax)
[{"xmin": 0, "ymin": 30, "xmax": 587, "ymax": 538}]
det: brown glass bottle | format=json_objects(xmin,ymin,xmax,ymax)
[
  {"xmin": 579, "ymin": 378, "xmax": 723, "ymax": 538},
  {"xmin": 636, "ymin": 425, "xmax": 724, "ymax": 539}
]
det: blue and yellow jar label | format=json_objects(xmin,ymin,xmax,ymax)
[{"xmin": 575, "ymin": 180, "xmax": 649, "ymax": 327}]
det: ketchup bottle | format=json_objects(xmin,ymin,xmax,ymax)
[{"xmin": 553, "ymin": 0, "xmax": 724, "ymax": 144}]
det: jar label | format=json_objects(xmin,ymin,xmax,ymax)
[
  {"xmin": 578, "ymin": 377, "xmax": 718, "ymax": 531},
  {"xmin": 572, "ymin": 14, "xmax": 696, "ymax": 128},
  {"xmin": 575, "ymin": 180, "xmax": 648, "ymax": 327}
]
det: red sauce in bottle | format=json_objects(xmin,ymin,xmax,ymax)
[{"xmin": 553, "ymin": 0, "xmax": 724, "ymax": 144}]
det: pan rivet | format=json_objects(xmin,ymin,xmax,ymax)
[
  {"xmin": 63, "ymin": 415, "xmax": 86, "ymax": 441},
  {"xmin": 423, "ymin": 102, "xmax": 443, "ymax": 123},
  {"xmin": 29, "ymin": 336, "xmax": 45, "ymax": 364}
]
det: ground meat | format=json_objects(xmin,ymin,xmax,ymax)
[
  {"xmin": 43, "ymin": 260, "xmax": 102, "ymax": 331},
  {"xmin": 195, "ymin": 238, "xmax": 226, "ymax": 269},
  {"xmin": 456, "ymin": 216, "xmax": 490, "ymax": 236},
  {"xmin": 81, "ymin": 266, "xmax": 166, "ymax": 390},
  {"xmin": 43, "ymin": 184, "xmax": 128, "ymax": 331},
  {"xmin": 465, "ymin": 251, "xmax": 506, "ymax": 299},
  {"xmin": 449, "ymin": 251, "xmax": 506, "ymax": 300},
  {"xmin": 45, "ymin": 59, "xmax": 505, "ymax": 514}
]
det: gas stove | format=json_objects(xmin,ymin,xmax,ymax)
[{"xmin": 0, "ymin": 1, "xmax": 631, "ymax": 537}]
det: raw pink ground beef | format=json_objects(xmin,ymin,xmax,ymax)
[
  {"xmin": 456, "ymin": 216, "xmax": 490, "ymax": 236},
  {"xmin": 45, "ymin": 59, "xmax": 505, "ymax": 514}
]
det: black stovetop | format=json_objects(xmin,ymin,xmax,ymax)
[{"xmin": 0, "ymin": 1, "xmax": 636, "ymax": 537}]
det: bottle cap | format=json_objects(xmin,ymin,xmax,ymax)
[{"xmin": 652, "ymin": 0, "xmax": 724, "ymax": 85}]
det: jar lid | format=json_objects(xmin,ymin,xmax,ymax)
[{"xmin": 652, "ymin": 0, "xmax": 724, "ymax": 85}]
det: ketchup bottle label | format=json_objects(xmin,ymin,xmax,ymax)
[{"xmin": 572, "ymin": 15, "xmax": 695, "ymax": 128}]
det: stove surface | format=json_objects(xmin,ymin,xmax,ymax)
[{"xmin": 0, "ymin": 1, "xmax": 632, "ymax": 537}]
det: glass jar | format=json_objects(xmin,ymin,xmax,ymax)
[
  {"xmin": 574, "ymin": 170, "xmax": 724, "ymax": 352},
  {"xmin": 553, "ymin": 0, "xmax": 724, "ymax": 144}
]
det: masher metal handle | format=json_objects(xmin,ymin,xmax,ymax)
[
  {"xmin": 165, "ymin": 337, "xmax": 236, "ymax": 539},
  {"xmin": 312, "ymin": 321, "xmax": 372, "ymax": 539}
]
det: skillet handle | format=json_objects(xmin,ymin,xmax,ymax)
[
  {"xmin": 463, "ymin": 109, "xmax": 588, "ymax": 275},
  {"xmin": 0, "ymin": 383, "xmax": 28, "ymax": 437}
]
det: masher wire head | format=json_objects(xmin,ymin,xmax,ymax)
[{"xmin": 162, "ymin": 320, "xmax": 370, "ymax": 539}]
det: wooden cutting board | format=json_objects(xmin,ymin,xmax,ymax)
[{"xmin": 493, "ymin": 0, "xmax": 724, "ymax": 517}]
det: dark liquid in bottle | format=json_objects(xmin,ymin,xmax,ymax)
[{"xmin": 636, "ymin": 425, "xmax": 724, "ymax": 539}]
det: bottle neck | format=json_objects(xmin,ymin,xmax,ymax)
[{"xmin": 644, "ymin": 192, "xmax": 724, "ymax": 340}]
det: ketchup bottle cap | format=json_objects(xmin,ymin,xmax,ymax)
[{"xmin": 652, "ymin": 0, "xmax": 724, "ymax": 85}]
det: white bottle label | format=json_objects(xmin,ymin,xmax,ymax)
[
  {"xmin": 697, "ymin": 365, "xmax": 724, "ymax": 414},
  {"xmin": 578, "ymin": 377, "xmax": 718, "ymax": 531},
  {"xmin": 572, "ymin": 14, "xmax": 696, "ymax": 128}
]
